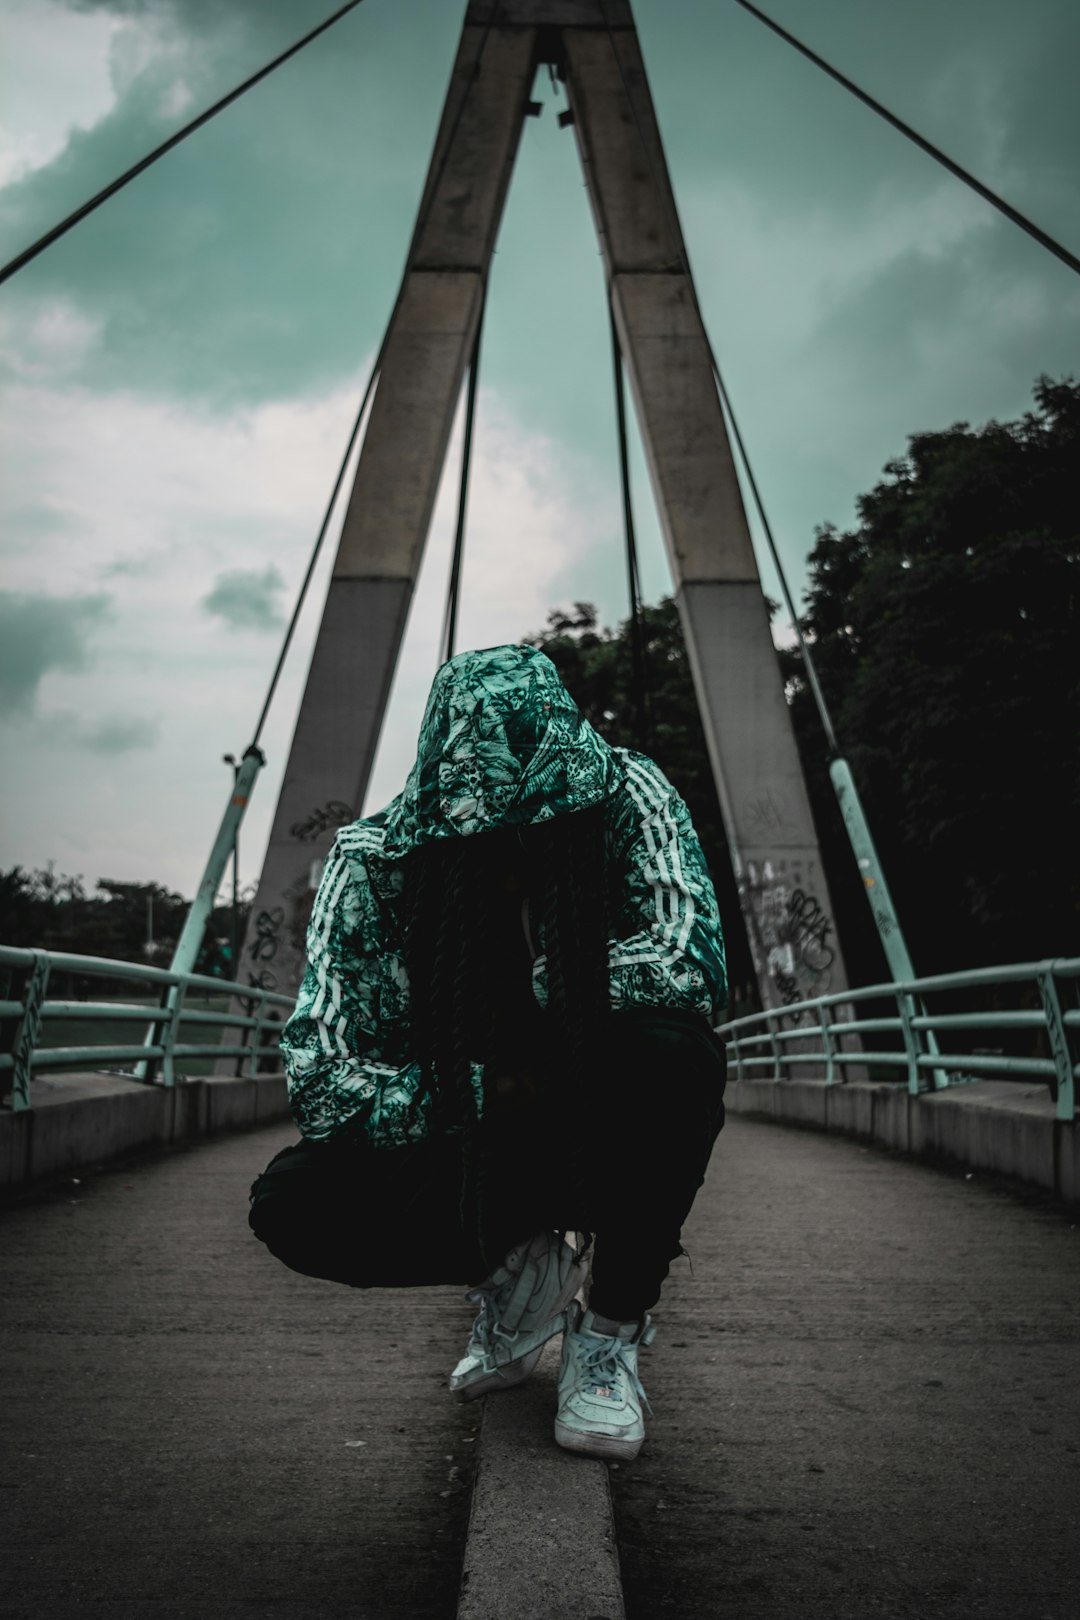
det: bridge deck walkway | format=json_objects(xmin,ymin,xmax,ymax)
[{"xmin": 2, "ymin": 1112, "xmax": 1079, "ymax": 1618}]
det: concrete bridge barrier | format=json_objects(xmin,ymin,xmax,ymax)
[
  {"xmin": 726, "ymin": 1074, "xmax": 1079, "ymax": 1206},
  {"xmin": 0, "ymin": 1070, "xmax": 289, "ymax": 1191}
]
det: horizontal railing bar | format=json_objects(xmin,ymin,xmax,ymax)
[
  {"xmin": 167, "ymin": 1043, "xmax": 276, "ymax": 1060},
  {"xmin": 727, "ymin": 1050, "xmax": 911, "ymax": 1072},
  {"xmin": 832, "ymin": 1050, "xmax": 906, "ymax": 1066},
  {"xmin": 40, "ymin": 1002, "xmax": 171, "ymax": 1022},
  {"xmin": 904, "ymin": 959, "xmax": 1079, "ymax": 993},
  {"xmin": 765, "ymin": 1052, "xmax": 832, "ymax": 1065},
  {"xmin": 910, "ymin": 1011, "xmax": 1046, "ymax": 1031},
  {"xmin": 915, "ymin": 1052, "xmax": 1055, "ymax": 1076},
  {"xmin": 0, "ymin": 943, "xmax": 294, "ymax": 1006},
  {"xmin": 29, "ymin": 1044, "xmax": 167, "ymax": 1068},
  {"xmin": 171, "ymin": 1008, "xmax": 260, "ymax": 1030},
  {"xmin": 801, "ymin": 1017, "xmax": 901, "ymax": 1037},
  {"xmin": 0, "ymin": 999, "xmax": 23, "ymax": 1017},
  {"xmin": 718, "ymin": 955, "xmax": 1080, "ymax": 1037}
]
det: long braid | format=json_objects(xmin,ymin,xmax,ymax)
[
  {"xmin": 401, "ymin": 806, "xmax": 613, "ymax": 1262},
  {"xmin": 449, "ymin": 848, "xmax": 485, "ymax": 1240},
  {"xmin": 539, "ymin": 806, "xmax": 610, "ymax": 1220},
  {"xmin": 404, "ymin": 844, "xmax": 437, "ymax": 1136}
]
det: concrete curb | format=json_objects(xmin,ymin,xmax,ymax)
[
  {"xmin": 457, "ymin": 1338, "xmax": 625, "ymax": 1620},
  {"xmin": 726, "ymin": 1075, "xmax": 1079, "ymax": 1204},
  {"xmin": 0, "ymin": 1071, "xmax": 291, "ymax": 1191}
]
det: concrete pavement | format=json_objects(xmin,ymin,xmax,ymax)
[
  {"xmin": 1, "ymin": 1121, "xmax": 478, "ymax": 1620},
  {"xmin": 614, "ymin": 1114, "xmax": 1080, "ymax": 1619},
  {"xmin": 2, "ymin": 1112, "xmax": 1080, "ymax": 1617}
]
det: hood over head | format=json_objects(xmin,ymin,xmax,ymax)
[{"xmin": 381, "ymin": 644, "xmax": 615, "ymax": 857}]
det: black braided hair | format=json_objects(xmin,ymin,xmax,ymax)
[{"xmin": 400, "ymin": 804, "xmax": 611, "ymax": 1262}]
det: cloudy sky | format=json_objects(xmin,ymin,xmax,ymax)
[{"xmin": 2, "ymin": 0, "xmax": 1078, "ymax": 901}]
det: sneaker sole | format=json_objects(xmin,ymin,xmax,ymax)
[
  {"xmin": 451, "ymin": 1343, "xmax": 544, "ymax": 1401},
  {"xmin": 554, "ymin": 1418, "xmax": 645, "ymax": 1461},
  {"xmin": 449, "ymin": 1256, "xmax": 588, "ymax": 1401}
]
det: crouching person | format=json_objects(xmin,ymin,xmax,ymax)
[{"xmin": 249, "ymin": 644, "xmax": 727, "ymax": 1460}]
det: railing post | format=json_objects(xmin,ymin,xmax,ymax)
[
  {"xmin": 819, "ymin": 1001, "xmax": 836, "ymax": 1084},
  {"xmin": 897, "ymin": 988, "xmax": 922, "ymax": 1095},
  {"xmin": 9, "ymin": 952, "xmax": 50, "ymax": 1111},
  {"xmin": 159, "ymin": 977, "xmax": 187, "ymax": 1089},
  {"xmin": 248, "ymin": 993, "xmax": 267, "ymax": 1080},
  {"xmin": 1037, "ymin": 967, "xmax": 1075, "ymax": 1123},
  {"xmin": 768, "ymin": 1012, "xmax": 786, "ymax": 1081}
]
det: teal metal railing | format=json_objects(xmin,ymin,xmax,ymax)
[
  {"xmin": 5, "ymin": 947, "xmax": 1077, "ymax": 1123},
  {"xmin": 715, "ymin": 957, "xmax": 1080, "ymax": 1123},
  {"xmin": 0, "ymin": 944, "xmax": 294, "ymax": 1111}
]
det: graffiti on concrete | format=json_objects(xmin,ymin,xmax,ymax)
[
  {"xmin": 289, "ymin": 800, "xmax": 354, "ymax": 843},
  {"xmin": 744, "ymin": 787, "xmax": 791, "ymax": 839},
  {"xmin": 249, "ymin": 906, "xmax": 284, "ymax": 966},
  {"xmin": 742, "ymin": 858, "xmax": 838, "ymax": 1016}
]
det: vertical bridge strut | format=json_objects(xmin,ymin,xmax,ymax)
[{"xmin": 236, "ymin": 0, "xmax": 849, "ymax": 1018}]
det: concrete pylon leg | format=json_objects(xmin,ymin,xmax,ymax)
[
  {"xmin": 231, "ymin": 21, "xmax": 537, "ymax": 1015},
  {"xmin": 565, "ymin": 24, "xmax": 849, "ymax": 1008}
]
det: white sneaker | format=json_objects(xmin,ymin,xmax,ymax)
[
  {"xmin": 449, "ymin": 1230, "xmax": 587, "ymax": 1400},
  {"xmin": 554, "ymin": 1301, "xmax": 656, "ymax": 1460}
]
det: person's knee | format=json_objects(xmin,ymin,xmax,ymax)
[{"xmin": 248, "ymin": 1137, "xmax": 335, "ymax": 1250}]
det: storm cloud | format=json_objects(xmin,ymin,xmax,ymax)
[
  {"xmin": 200, "ymin": 564, "xmax": 285, "ymax": 632},
  {"xmin": 0, "ymin": 589, "xmax": 111, "ymax": 713}
]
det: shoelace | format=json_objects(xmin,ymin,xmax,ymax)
[{"xmin": 577, "ymin": 1334, "xmax": 653, "ymax": 1415}]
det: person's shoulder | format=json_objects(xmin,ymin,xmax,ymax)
[
  {"xmin": 608, "ymin": 745, "xmax": 679, "ymax": 803},
  {"xmin": 331, "ymin": 799, "xmax": 397, "ymax": 863}
]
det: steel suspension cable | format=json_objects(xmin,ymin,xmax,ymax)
[
  {"xmin": 0, "ymin": 0, "xmax": 368, "ymax": 289},
  {"xmin": 732, "ymin": 0, "xmax": 1080, "ymax": 282},
  {"xmin": 609, "ymin": 303, "xmax": 652, "ymax": 750},
  {"xmin": 441, "ymin": 280, "xmax": 488, "ymax": 666}
]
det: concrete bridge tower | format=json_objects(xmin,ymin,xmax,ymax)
[{"xmin": 237, "ymin": 0, "xmax": 849, "ymax": 1015}]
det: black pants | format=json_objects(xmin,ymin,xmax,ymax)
[{"xmin": 249, "ymin": 1008, "xmax": 726, "ymax": 1321}]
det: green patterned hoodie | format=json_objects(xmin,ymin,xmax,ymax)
[{"xmin": 280, "ymin": 644, "xmax": 727, "ymax": 1147}]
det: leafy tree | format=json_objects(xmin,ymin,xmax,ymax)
[{"xmin": 786, "ymin": 375, "xmax": 1080, "ymax": 972}]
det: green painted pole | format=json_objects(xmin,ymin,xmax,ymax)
[
  {"xmin": 828, "ymin": 757, "xmax": 915, "ymax": 982},
  {"xmin": 828, "ymin": 756, "xmax": 945, "ymax": 1088},
  {"xmin": 137, "ymin": 745, "xmax": 265, "ymax": 1081},
  {"xmin": 170, "ymin": 745, "xmax": 265, "ymax": 980}
]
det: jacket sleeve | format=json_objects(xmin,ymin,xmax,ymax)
[
  {"xmin": 531, "ymin": 752, "xmax": 728, "ymax": 1021},
  {"xmin": 279, "ymin": 834, "xmax": 426, "ymax": 1148}
]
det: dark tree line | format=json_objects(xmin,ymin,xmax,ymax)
[
  {"xmin": 530, "ymin": 376, "xmax": 1079, "ymax": 993},
  {"xmin": 0, "ymin": 864, "xmax": 247, "ymax": 983},
  {"xmin": 786, "ymin": 374, "xmax": 1078, "ymax": 975}
]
